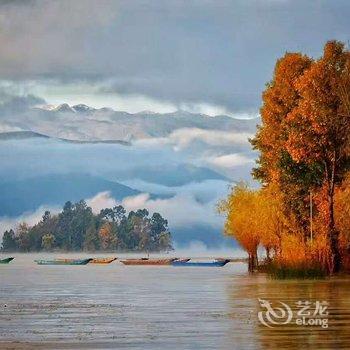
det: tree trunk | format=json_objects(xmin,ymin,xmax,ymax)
[
  {"xmin": 248, "ymin": 253, "xmax": 253, "ymax": 272},
  {"xmin": 328, "ymin": 190, "xmax": 341, "ymax": 273},
  {"xmin": 248, "ymin": 250, "xmax": 258, "ymax": 272},
  {"xmin": 326, "ymin": 155, "xmax": 341, "ymax": 273}
]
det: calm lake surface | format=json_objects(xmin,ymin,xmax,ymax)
[{"xmin": 1, "ymin": 253, "xmax": 350, "ymax": 349}]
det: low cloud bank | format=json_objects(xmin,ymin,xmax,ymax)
[
  {"xmin": 87, "ymin": 190, "xmax": 223, "ymax": 229},
  {"xmin": 0, "ymin": 205, "xmax": 61, "ymax": 239}
]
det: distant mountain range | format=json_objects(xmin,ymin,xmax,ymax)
[
  {"xmin": 0, "ymin": 102, "xmax": 258, "ymax": 142},
  {"xmin": 0, "ymin": 130, "xmax": 130, "ymax": 145},
  {"xmin": 0, "ymin": 131, "xmax": 49, "ymax": 140}
]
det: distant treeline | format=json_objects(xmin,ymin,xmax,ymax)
[{"xmin": 1, "ymin": 200, "xmax": 172, "ymax": 252}]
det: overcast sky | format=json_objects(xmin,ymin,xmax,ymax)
[{"xmin": 0, "ymin": 0, "xmax": 349, "ymax": 116}]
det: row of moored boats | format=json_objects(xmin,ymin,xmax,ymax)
[{"xmin": 0, "ymin": 257, "xmax": 230, "ymax": 267}]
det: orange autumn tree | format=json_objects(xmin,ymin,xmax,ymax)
[
  {"xmin": 98, "ymin": 222, "xmax": 117, "ymax": 250},
  {"xmin": 252, "ymin": 52, "xmax": 312, "ymax": 184},
  {"xmin": 285, "ymin": 41, "xmax": 350, "ymax": 272},
  {"xmin": 222, "ymin": 41, "xmax": 350, "ymax": 275},
  {"xmin": 251, "ymin": 52, "xmax": 314, "ymax": 236}
]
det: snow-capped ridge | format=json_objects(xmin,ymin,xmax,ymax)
[
  {"xmin": 72, "ymin": 104, "xmax": 96, "ymax": 113},
  {"xmin": 54, "ymin": 103, "xmax": 75, "ymax": 113}
]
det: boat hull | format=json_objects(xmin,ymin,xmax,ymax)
[
  {"xmin": 90, "ymin": 258, "xmax": 117, "ymax": 264},
  {"xmin": 120, "ymin": 258, "xmax": 176, "ymax": 265},
  {"xmin": 0, "ymin": 257, "xmax": 14, "ymax": 264},
  {"xmin": 35, "ymin": 258, "xmax": 92, "ymax": 265},
  {"xmin": 171, "ymin": 260, "xmax": 230, "ymax": 267}
]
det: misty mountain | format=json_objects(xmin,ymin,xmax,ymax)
[
  {"xmin": 115, "ymin": 164, "xmax": 229, "ymax": 187},
  {"xmin": 0, "ymin": 102, "xmax": 257, "ymax": 248},
  {"xmin": 0, "ymin": 131, "xmax": 49, "ymax": 140},
  {"xmin": 0, "ymin": 130, "xmax": 130, "ymax": 145},
  {"xmin": 0, "ymin": 131, "xmax": 231, "ymax": 184},
  {"xmin": 0, "ymin": 102, "xmax": 258, "ymax": 142},
  {"xmin": 0, "ymin": 174, "xmax": 140, "ymax": 216}
]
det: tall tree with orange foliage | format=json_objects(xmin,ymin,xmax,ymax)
[
  {"xmin": 285, "ymin": 41, "xmax": 350, "ymax": 272},
  {"xmin": 252, "ymin": 52, "xmax": 312, "ymax": 184},
  {"xmin": 251, "ymin": 41, "xmax": 350, "ymax": 273},
  {"xmin": 251, "ymin": 52, "xmax": 315, "ymax": 235}
]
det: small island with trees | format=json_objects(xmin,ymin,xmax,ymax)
[{"xmin": 1, "ymin": 200, "xmax": 172, "ymax": 252}]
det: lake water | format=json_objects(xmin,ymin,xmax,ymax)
[{"xmin": 1, "ymin": 253, "xmax": 350, "ymax": 349}]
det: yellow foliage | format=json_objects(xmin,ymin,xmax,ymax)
[
  {"xmin": 220, "ymin": 182, "xmax": 334, "ymax": 272},
  {"xmin": 257, "ymin": 184, "xmax": 286, "ymax": 251},
  {"xmin": 277, "ymin": 235, "xmax": 306, "ymax": 267},
  {"xmin": 308, "ymin": 234, "xmax": 332, "ymax": 271},
  {"xmin": 219, "ymin": 183, "xmax": 290, "ymax": 257},
  {"xmin": 335, "ymin": 176, "xmax": 350, "ymax": 270},
  {"xmin": 274, "ymin": 233, "xmax": 330, "ymax": 272},
  {"xmin": 335, "ymin": 177, "xmax": 350, "ymax": 243},
  {"xmin": 219, "ymin": 183, "xmax": 260, "ymax": 256}
]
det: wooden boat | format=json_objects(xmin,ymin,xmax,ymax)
[
  {"xmin": 175, "ymin": 258, "xmax": 191, "ymax": 263},
  {"xmin": 0, "ymin": 257, "xmax": 14, "ymax": 264},
  {"xmin": 89, "ymin": 257, "xmax": 117, "ymax": 264},
  {"xmin": 120, "ymin": 258, "xmax": 177, "ymax": 265},
  {"xmin": 171, "ymin": 259, "xmax": 230, "ymax": 267},
  {"xmin": 35, "ymin": 258, "xmax": 92, "ymax": 265}
]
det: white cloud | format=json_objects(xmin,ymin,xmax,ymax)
[
  {"xmin": 209, "ymin": 153, "xmax": 255, "ymax": 169},
  {"xmin": 120, "ymin": 179, "xmax": 230, "ymax": 203},
  {"xmin": 86, "ymin": 191, "xmax": 118, "ymax": 214},
  {"xmin": 170, "ymin": 128, "xmax": 252, "ymax": 149},
  {"xmin": 119, "ymin": 192, "xmax": 223, "ymax": 228},
  {"xmin": 0, "ymin": 79, "xmax": 260, "ymax": 118},
  {"xmin": 179, "ymin": 102, "xmax": 259, "ymax": 119},
  {"xmin": 0, "ymin": 123, "xmax": 22, "ymax": 133},
  {"xmin": 135, "ymin": 127, "xmax": 252, "ymax": 150},
  {"xmin": 84, "ymin": 188, "xmax": 226, "ymax": 229},
  {"xmin": 0, "ymin": 205, "xmax": 60, "ymax": 239},
  {"xmin": 28, "ymin": 80, "xmax": 179, "ymax": 114}
]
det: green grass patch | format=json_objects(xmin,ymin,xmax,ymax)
[{"xmin": 262, "ymin": 262, "xmax": 327, "ymax": 279}]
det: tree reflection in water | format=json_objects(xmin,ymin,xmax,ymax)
[{"xmin": 226, "ymin": 273, "xmax": 350, "ymax": 349}]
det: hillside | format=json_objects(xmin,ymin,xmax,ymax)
[{"xmin": 0, "ymin": 174, "xmax": 140, "ymax": 216}]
